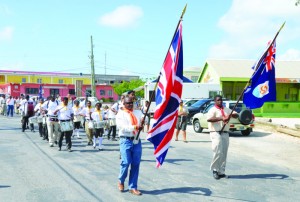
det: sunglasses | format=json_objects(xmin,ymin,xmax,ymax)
[{"xmin": 125, "ymin": 102, "xmax": 133, "ymax": 105}]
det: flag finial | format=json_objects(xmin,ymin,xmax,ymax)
[{"xmin": 181, "ymin": 4, "xmax": 187, "ymax": 19}]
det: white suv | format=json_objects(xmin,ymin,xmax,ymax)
[{"xmin": 192, "ymin": 101, "xmax": 255, "ymax": 136}]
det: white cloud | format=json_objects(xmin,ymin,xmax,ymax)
[
  {"xmin": 278, "ymin": 49, "xmax": 300, "ymax": 60},
  {"xmin": 0, "ymin": 26, "xmax": 14, "ymax": 41},
  {"xmin": 99, "ymin": 5, "xmax": 143, "ymax": 28},
  {"xmin": 209, "ymin": 0, "xmax": 300, "ymax": 59}
]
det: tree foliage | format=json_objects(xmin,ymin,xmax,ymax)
[
  {"xmin": 112, "ymin": 79, "xmax": 145, "ymax": 99},
  {"xmin": 296, "ymin": 0, "xmax": 300, "ymax": 6}
]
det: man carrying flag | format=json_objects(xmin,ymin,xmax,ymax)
[
  {"xmin": 243, "ymin": 41, "xmax": 277, "ymax": 109},
  {"xmin": 116, "ymin": 96, "xmax": 145, "ymax": 195}
]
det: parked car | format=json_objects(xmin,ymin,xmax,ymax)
[
  {"xmin": 183, "ymin": 99, "xmax": 199, "ymax": 107},
  {"xmin": 187, "ymin": 98, "xmax": 213, "ymax": 124},
  {"xmin": 192, "ymin": 100, "xmax": 255, "ymax": 136}
]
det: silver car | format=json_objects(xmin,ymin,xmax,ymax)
[{"xmin": 192, "ymin": 101, "xmax": 255, "ymax": 136}]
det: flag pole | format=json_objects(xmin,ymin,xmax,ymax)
[
  {"xmin": 135, "ymin": 4, "xmax": 187, "ymax": 140},
  {"xmin": 219, "ymin": 22, "xmax": 285, "ymax": 134}
]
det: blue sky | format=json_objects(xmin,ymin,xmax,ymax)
[{"xmin": 0, "ymin": 0, "xmax": 300, "ymax": 79}]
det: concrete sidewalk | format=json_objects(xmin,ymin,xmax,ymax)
[{"xmin": 255, "ymin": 117, "xmax": 300, "ymax": 137}]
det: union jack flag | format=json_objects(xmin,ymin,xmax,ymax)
[
  {"xmin": 147, "ymin": 21, "xmax": 183, "ymax": 167},
  {"xmin": 264, "ymin": 41, "xmax": 276, "ymax": 72}
]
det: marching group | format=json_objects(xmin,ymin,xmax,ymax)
[{"xmin": 1, "ymin": 91, "xmax": 233, "ymax": 195}]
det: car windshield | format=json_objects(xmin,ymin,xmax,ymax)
[
  {"xmin": 190, "ymin": 99, "xmax": 210, "ymax": 107},
  {"xmin": 229, "ymin": 103, "xmax": 247, "ymax": 113}
]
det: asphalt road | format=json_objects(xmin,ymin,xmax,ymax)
[{"xmin": 1, "ymin": 115, "xmax": 300, "ymax": 202}]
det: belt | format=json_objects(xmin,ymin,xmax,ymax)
[
  {"xmin": 120, "ymin": 136, "xmax": 134, "ymax": 140},
  {"xmin": 47, "ymin": 115, "xmax": 58, "ymax": 118},
  {"xmin": 49, "ymin": 118, "xmax": 59, "ymax": 122},
  {"xmin": 60, "ymin": 119, "xmax": 71, "ymax": 122}
]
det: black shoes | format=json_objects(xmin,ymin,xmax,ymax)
[
  {"xmin": 219, "ymin": 174, "xmax": 227, "ymax": 178},
  {"xmin": 58, "ymin": 147, "xmax": 61, "ymax": 151},
  {"xmin": 213, "ymin": 171, "xmax": 227, "ymax": 179}
]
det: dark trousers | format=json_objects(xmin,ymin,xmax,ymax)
[
  {"xmin": 42, "ymin": 124, "xmax": 48, "ymax": 140},
  {"xmin": 22, "ymin": 116, "xmax": 29, "ymax": 131},
  {"xmin": 7, "ymin": 105, "xmax": 14, "ymax": 117},
  {"xmin": 38, "ymin": 123, "xmax": 43, "ymax": 136},
  {"xmin": 108, "ymin": 125, "xmax": 116, "ymax": 139},
  {"xmin": 94, "ymin": 128, "xmax": 104, "ymax": 138},
  {"xmin": 58, "ymin": 130, "xmax": 72, "ymax": 149}
]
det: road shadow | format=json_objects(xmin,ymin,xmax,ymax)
[
  {"xmin": 141, "ymin": 158, "xmax": 193, "ymax": 165},
  {"xmin": 0, "ymin": 185, "xmax": 11, "ymax": 188},
  {"xmin": 141, "ymin": 186, "xmax": 211, "ymax": 196},
  {"xmin": 228, "ymin": 173, "xmax": 289, "ymax": 179}
]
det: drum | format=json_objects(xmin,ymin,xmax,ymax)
[
  {"xmin": 94, "ymin": 121, "xmax": 105, "ymax": 129},
  {"xmin": 37, "ymin": 116, "xmax": 43, "ymax": 123},
  {"xmin": 60, "ymin": 121, "xmax": 74, "ymax": 132},
  {"xmin": 109, "ymin": 118, "xmax": 116, "ymax": 126},
  {"xmin": 88, "ymin": 120, "xmax": 94, "ymax": 129},
  {"xmin": 29, "ymin": 116, "xmax": 37, "ymax": 124},
  {"xmin": 73, "ymin": 115, "xmax": 81, "ymax": 122}
]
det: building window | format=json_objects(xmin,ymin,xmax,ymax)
[
  {"xmin": 58, "ymin": 79, "xmax": 64, "ymax": 84},
  {"xmin": 108, "ymin": 90, "xmax": 113, "ymax": 97},
  {"xmin": 69, "ymin": 89, "xmax": 75, "ymax": 95},
  {"xmin": 50, "ymin": 89, "xmax": 59, "ymax": 97},
  {"xmin": 22, "ymin": 78, "xmax": 26, "ymax": 83},
  {"xmin": 100, "ymin": 90, "xmax": 105, "ymax": 96},
  {"xmin": 25, "ymin": 88, "xmax": 38, "ymax": 94},
  {"xmin": 37, "ymin": 78, "xmax": 42, "ymax": 84}
]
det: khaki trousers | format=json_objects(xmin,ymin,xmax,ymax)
[
  {"xmin": 85, "ymin": 121, "xmax": 93, "ymax": 143},
  {"xmin": 210, "ymin": 131, "xmax": 229, "ymax": 174},
  {"xmin": 47, "ymin": 119, "xmax": 60, "ymax": 145}
]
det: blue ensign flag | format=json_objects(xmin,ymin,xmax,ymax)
[{"xmin": 243, "ymin": 41, "xmax": 276, "ymax": 109}]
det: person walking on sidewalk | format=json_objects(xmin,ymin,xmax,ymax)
[{"xmin": 6, "ymin": 95, "xmax": 15, "ymax": 117}]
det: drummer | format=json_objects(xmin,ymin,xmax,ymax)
[
  {"xmin": 54, "ymin": 97, "xmax": 74, "ymax": 152},
  {"xmin": 91, "ymin": 102, "xmax": 106, "ymax": 150},
  {"xmin": 42, "ymin": 95, "xmax": 60, "ymax": 147},
  {"xmin": 80, "ymin": 100, "xmax": 94, "ymax": 145},
  {"xmin": 107, "ymin": 101, "xmax": 118, "ymax": 141},
  {"xmin": 72, "ymin": 100, "xmax": 82, "ymax": 139},
  {"xmin": 34, "ymin": 98, "xmax": 45, "ymax": 137}
]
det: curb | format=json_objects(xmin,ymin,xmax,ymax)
[{"xmin": 255, "ymin": 120, "xmax": 300, "ymax": 138}]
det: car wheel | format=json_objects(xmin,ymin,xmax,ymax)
[
  {"xmin": 193, "ymin": 120, "xmax": 203, "ymax": 133},
  {"xmin": 241, "ymin": 128, "xmax": 251, "ymax": 136}
]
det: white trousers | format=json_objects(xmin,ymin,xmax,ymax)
[
  {"xmin": 47, "ymin": 119, "xmax": 60, "ymax": 144},
  {"xmin": 210, "ymin": 131, "xmax": 229, "ymax": 174}
]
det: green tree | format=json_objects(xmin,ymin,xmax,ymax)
[
  {"xmin": 296, "ymin": 0, "xmax": 300, "ymax": 5},
  {"xmin": 112, "ymin": 79, "xmax": 145, "ymax": 98}
]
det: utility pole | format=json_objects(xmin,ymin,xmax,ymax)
[
  {"xmin": 90, "ymin": 35, "xmax": 96, "ymax": 97},
  {"xmin": 105, "ymin": 51, "xmax": 107, "ymax": 75}
]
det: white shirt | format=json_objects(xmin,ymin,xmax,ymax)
[
  {"xmin": 7, "ymin": 98, "xmax": 15, "ymax": 105},
  {"xmin": 116, "ymin": 109, "xmax": 144, "ymax": 137},
  {"xmin": 34, "ymin": 103, "xmax": 43, "ymax": 116},
  {"xmin": 207, "ymin": 106, "xmax": 232, "ymax": 132},
  {"xmin": 42, "ymin": 100, "xmax": 60, "ymax": 116},
  {"xmin": 72, "ymin": 105, "xmax": 82, "ymax": 116},
  {"xmin": 91, "ymin": 110, "xmax": 105, "ymax": 122},
  {"xmin": 19, "ymin": 99, "xmax": 34, "ymax": 115},
  {"xmin": 56, "ymin": 105, "xmax": 73, "ymax": 120},
  {"xmin": 80, "ymin": 107, "xmax": 94, "ymax": 120}
]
